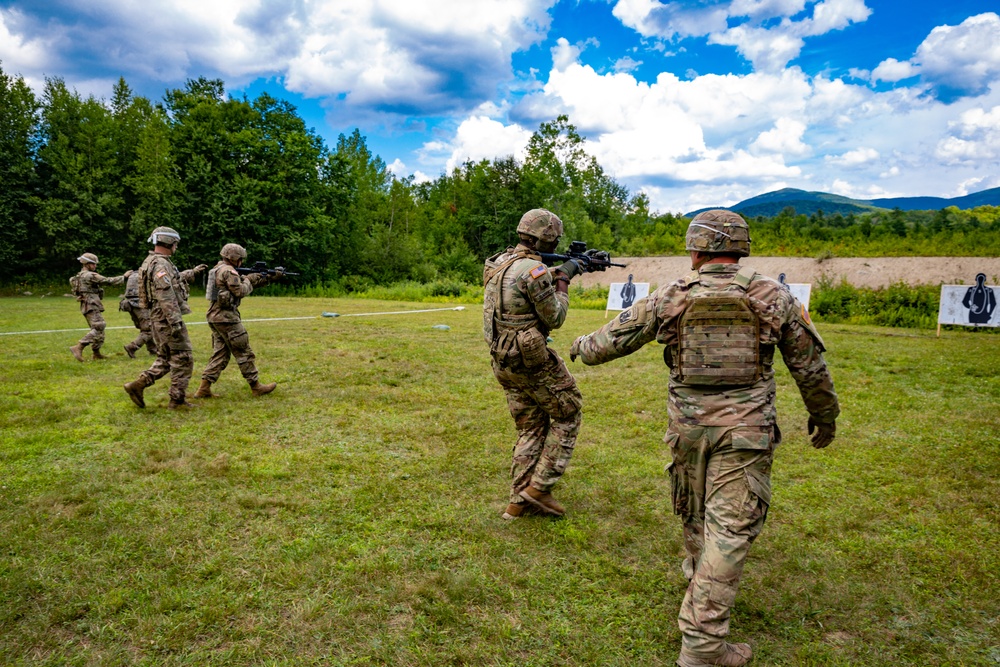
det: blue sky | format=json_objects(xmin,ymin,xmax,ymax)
[{"xmin": 2, "ymin": 0, "xmax": 999, "ymax": 213}]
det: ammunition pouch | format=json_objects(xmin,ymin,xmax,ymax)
[
  {"xmin": 516, "ymin": 328, "xmax": 548, "ymax": 368},
  {"xmin": 491, "ymin": 318, "xmax": 547, "ymax": 369}
]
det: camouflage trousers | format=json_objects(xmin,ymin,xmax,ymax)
[
  {"xmin": 201, "ymin": 321, "xmax": 259, "ymax": 385},
  {"xmin": 491, "ymin": 350, "xmax": 582, "ymax": 504},
  {"xmin": 78, "ymin": 310, "xmax": 107, "ymax": 350},
  {"xmin": 139, "ymin": 319, "xmax": 194, "ymax": 402},
  {"xmin": 127, "ymin": 307, "xmax": 156, "ymax": 354},
  {"xmin": 666, "ymin": 423, "xmax": 775, "ymax": 656}
]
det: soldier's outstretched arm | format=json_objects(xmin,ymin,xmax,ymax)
[
  {"xmin": 179, "ymin": 265, "xmax": 209, "ymax": 283},
  {"xmin": 572, "ymin": 297, "xmax": 660, "ymax": 365}
]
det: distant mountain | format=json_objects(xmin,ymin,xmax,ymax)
[{"xmin": 685, "ymin": 186, "xmax": 1000, "ymax": 218}]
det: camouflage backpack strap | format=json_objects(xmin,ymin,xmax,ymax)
[
  {"xmin": 677, "ymin": 268, "xmax": 761, "ymax": 387},
  {"xmin": 732, "ymin": 265, "xmax": 756, "ymax": 289}
]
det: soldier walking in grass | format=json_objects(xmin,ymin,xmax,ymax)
[
  {"xmin": 192, "ymin": 243, "xmax": 281, "ymax": 399},
  {"xmin": 483, "ymin": 209, "xmax": 591, "ymax": 520},
  {"xmin": 69, "ymin": 253, "xmax": 131, "ymax": 362},
  {"xmin": 119, "ymin": 270, "xmax": 156, "ymax": 358},
  {"xmin": 123, "ymin": 227, "xmax": 206, "ymax": 410},
  {"xmin": 570, "ymin": 210, "xmax": 840, "ymax": 667},
  {"xmin": 120, "ymin": 262, "xmax": 206, "ymax": 358}
]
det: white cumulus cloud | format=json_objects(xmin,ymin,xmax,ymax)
[{"xmin": 825, "ymin": 147, "xmax": 879, "ymax": 166}]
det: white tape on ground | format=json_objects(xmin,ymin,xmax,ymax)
[{"xmin": 0, "ymin": 306, "xmax": 466, "ymax": 337}]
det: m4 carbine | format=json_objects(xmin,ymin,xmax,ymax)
[
  {"xmin": 538, "ymin": 241, "xmax": 626, "ymax": 272},
  {"xmin": 236, "ymin": 261, "xmax": 299, "ymax": 277}
]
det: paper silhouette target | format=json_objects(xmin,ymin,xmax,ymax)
[{"xmin": 938, "ymin": 274, "xmax": 1000, "ymax": 327}]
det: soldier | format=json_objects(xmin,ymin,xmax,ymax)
[
  {"xmin": 69, "ymin": 253, "xmax": 131, "ymax": 361},
  {"xmin": 484, "ymin": 208, "xmax": 592, "ymax": 520},
  {"xmin": 119, "ymin": 270, "xmax": 156, "ymax": 358},
  {"xmin": 570, "ymin": 210, "xmax": 840, "ymax": 667},
  {"xmin": 120, "ymin": 263, "xmax": 206, "ymax": 358},
  {"xmin": 123, "ymin": 227, "xmax": 206, "ymax": 410},
  {"xmin": 192, "ymin": 243, "xmax": 281, "ymax": 398}
]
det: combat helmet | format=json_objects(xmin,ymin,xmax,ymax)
[
  {"xmin": 517, "ymin": 209, "xmax": 563, "ymax": 245},
  {"xmin": 148, "ymin": 226, "xmax": 181, "ymax": 246},
  {"xmin": 77, "ymin": 252, "xmax": 99, "ymax": 265},
  {"xmin": 220, "ymin": 243, "xmax": 247, "ymax": 262},
  {"xmin": 685, "ymin": 209, "xmax": 751, "ymax": 257}
]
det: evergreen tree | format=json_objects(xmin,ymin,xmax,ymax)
[{"xmin": 0, "ymin": 63, "xmax": 40, "ymax": 280}]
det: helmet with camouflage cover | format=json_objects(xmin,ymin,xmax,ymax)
[
  {"xmin": 517, "ymin": 209, "xmax": 563, "ymax": 245},
  {"xmin": 147, "ymin": 226, "xmax": 181, "ymax": 247},
  {"xmin": 220, "ymin": 243, "xmax": 247, "ymax": 262},
  {"xmin": 77, "ymin": 252, "xmax": 99, "ymax": 265},
  {"xmin": 685, "ymin": 209, "xmax": 751, "ymax": 257}
]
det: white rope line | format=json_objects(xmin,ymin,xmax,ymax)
[{"xmin": 0, "ymin": 306, "xmax": 466, "ymax": 337}]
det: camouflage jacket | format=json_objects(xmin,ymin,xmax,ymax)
[
  {"xmin": 483, "ymin": 244, "xmax": 569, "ymax": 363},
  {"xmin": 138, "ymin": 252, "xmax": 197, "ymax": 326},
  {"xmin": 575, "ymin": 262, "xmax": 840, "ymax": 427},
  {"xmin": 206, "ymin": 261, "xmax": 268, "ymax": 324},
  {"xmin": 71, "ymin": 269, "xmax": 126, "ymax": 314}
]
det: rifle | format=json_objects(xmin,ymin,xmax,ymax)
[
  {"xmin": 235, "ymin": 261, "xmax": 300, "ymax": 277},
  {"xmin": 538, "ymin": 241, "xmax": 626, "ymax": 272}
]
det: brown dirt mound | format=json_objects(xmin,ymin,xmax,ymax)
[{"xmin": 577, "ymin": 257, "xmax": 1000, "ymax": 290}]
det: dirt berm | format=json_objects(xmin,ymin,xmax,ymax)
[{"xmin": 576, "ymin": 257, "xmax": 1000, "ymax": 290}]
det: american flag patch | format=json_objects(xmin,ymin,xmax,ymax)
[
  {"xmin": 156, "ymin": 271, "xmax": 167, "ymax": 279},
  {"xmin": 802, "ymin": 304, "xmax": 812, "ymax": 324},
  {"xmin": 529, "ymin": 264, "xmax": 546, "ymax": 280}
]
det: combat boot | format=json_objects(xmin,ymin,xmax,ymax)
[
  {"xmin": 124, "ymin": 343, "xmax": 137, "ymax": 359},
  {"xmin": 92, "ymin": 348, "xmax": 107, "ymax": 360},
  {"xmin": 676, "ymin": 643, "xmax": 753, "ymax": 667},
  {"xmin": 193, "ymin": 379, "xmax": 214, "ymax": 398},
  {"xmin": 167, "ymin": 399, "xmax": 196, "ymax": 410},
  {"xmin": 502, "ymin": 502, "xmax": 537, "ymax": 520},
  {"xmin": 69, "ymin": 344, "xmax": 85, "ymax": 362},
  {"xmin": 250, "ymin": 380, "xmax": 276, "ymax": 397},
  {"xmin": 124, "ymin": 377, "xmax": 150, "ymax": 408},
  {"xmin": 519, "ymin": 486, "xmax": 565, "ymax": 517}
]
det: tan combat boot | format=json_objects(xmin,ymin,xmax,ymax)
[
  {"xmin": 124, "ymin": 343, "xmax": 137, "ymax": 359},
  {"xmin": 167, "ymin": 396, "xmax": 196, "ymax": 410},
  {"xmin": 92, "ymin": 348, "xmax": 107, "ymax": 360},
  {"xmin": 124, "ymin": 377, "xmax": 149, "ymax": 408},
  {"xmin": 519, "ymin": 486, "xmax": 565, "ymax": 517},
  {"xmin": 250, "ymin": 380, "xmax": 276, "ymax": 397},
  {"xmin": 676, "ymin": 643, "xmax": 753, "ymax": 667},
  {"xmin": 193, "ymin": 379, "xmax": 214, "ymax": 398},
  {"xmin": 502, "ymin": 502, "xmax": 536, "ymax": 520},
  {"xmin": 69, "ymin": 344, "xmax": 85, "ymax": 362}
]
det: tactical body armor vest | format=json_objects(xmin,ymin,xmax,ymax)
[
  {"xmin": 676, "ymin": 265, "xmax": 761, "ymax": 387},
  {"xmin": 483, "ymin": 248, "xmax": 549, "ymax": 368}
]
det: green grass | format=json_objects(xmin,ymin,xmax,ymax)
[{"xmin": 1, "ymin": 295, "xmax": 998, "ymax": 666}]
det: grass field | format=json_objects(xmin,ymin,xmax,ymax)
[{"xmin": 1, "ymin": 295, "xmax": 998, "ymax": 666}]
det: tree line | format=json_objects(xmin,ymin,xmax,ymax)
[{"xmin": 2, "ymin": 64, "xmax": 998, "ymax": 288}]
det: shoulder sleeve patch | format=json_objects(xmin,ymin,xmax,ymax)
[
  {"xmin": 529, "ymin": 264, "xmax": 547, "ymax": 280},
  {"xmin": 801, "ymin": 303, "xmax": 812, "ymax": 325}
]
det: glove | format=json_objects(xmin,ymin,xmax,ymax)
[
  {"xmin": 554, "ymin": 258, "xmax": 585, "ymax": 281},
  {"xmin": 583, "ymin": 249, "xmax": 610, "ymax": 271},
  {"xmin": 807, "ymin": 417, "xmax": 836, "ymax": 449},
  {"xmin": 170, "ymin": 321, "xmax": 184, "ymax": 336},
  {"xmin": 194, "ymin": 264, "xmax": 209, "ymax": 274},
  {"xmin": 123, "ymin": 270, "xmax": 134, "ymax": 278},
  {"xmin": 272, "ymin": 267, "xmax": 285, "ymax": 279},
  {"xmin": 569, "ymin": 336, "xmax": 584, "ymax": 362}
]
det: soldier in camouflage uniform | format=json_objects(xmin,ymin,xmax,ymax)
[
  {"xmin": 123, "ymin": 227, "xmax": 206, "ymax": 410},
  {"xmin": 571, "ymin": 210, "xmax": 839, "ymax": 667},
  {"xmin": 484, "ymin": 209, "xmax": 591, "ymax": 519},
  {"xmin": 192, "ymin": 243, "xmax": 281, "ymax": 399},
  {"xmin": 120, "ymin": 263, "xmax": 206, "ymax": 358},
  {"xmin": 69, "ymin": 253, "xmax": 131, "ymax": 362},
  {"xmin": 120, "ymin": 270, "xmax": 156, "ymax": 358}
]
